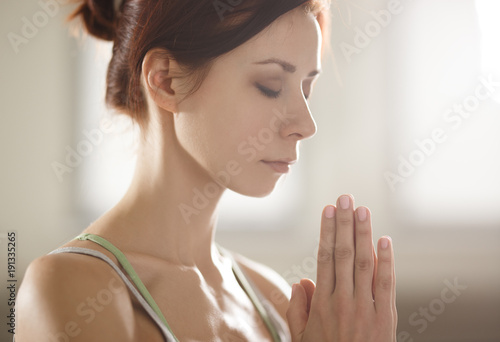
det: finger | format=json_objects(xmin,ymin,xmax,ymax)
[
  {"xmin": 334, "ymin": 194, "xmax": 355, "ymax": 295},
  {"xmin": 286, "ymin": 283, "xmax": 308, "ymax": 342},
  {"xmin": 372, "ymin": 243, "xmax": 377, "ymax": 299},
  {"xmin": 374, "ymin": 236, "xmax": 395, "ymax": 316},
  {"xmin": 353, "ymin": 206, "xmax": 375, "ymax": 303},
  {"xmin": 315, "ymin": 205, "xmax": 336, "ymax": 297},
  {"xmin": 392, "ymin": 246, "xmax": 398, "ymax": 331},
  {"xmin": 300, "ymin": 278, "xmax": 316, "ymax": 314}
]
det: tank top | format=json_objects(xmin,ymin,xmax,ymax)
[{"xmin": 13, "ymin": 233, "xmax": 289, "ymax": 341}]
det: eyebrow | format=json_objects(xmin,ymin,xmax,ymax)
[{"xmin": 253, "ymin": 57, "xmax": 321, "ymax": 78}]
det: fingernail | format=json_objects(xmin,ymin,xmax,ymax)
[
  {"xmin": 357, "ymin": 207, "xmax": 367, "ymax": 221},
  {"xmin": 325, "ymin": 205, "xmax": 334, "ymax": 218},
  {"xmin": 381, "ymin": 236, "xmax": 391, "ymax": 249},
  {"xmin": 291, "ymin": 283, "xmax": 297, "ymax": 297},
  {"xmin": 339, "ymin": 195, "xmax": 350, "ymax": 209}
]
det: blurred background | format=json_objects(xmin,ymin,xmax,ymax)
[{"xmin": 1, "ymin": 0, "xmax": 499, "ymax": 341}]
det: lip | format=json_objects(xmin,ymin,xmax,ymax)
[{"xmin": 260, "ymin": 159, "xmax": 297, "ymax": 173}]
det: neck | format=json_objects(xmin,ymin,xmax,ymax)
[{"xmin": 91, "ymin": 112, "xmax": 226, "ymax": 270}]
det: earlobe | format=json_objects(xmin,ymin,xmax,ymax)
[{"xmin": 142, "ymin": 48, "xmax": 178, "ymax": 113}]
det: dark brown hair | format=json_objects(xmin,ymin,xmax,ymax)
[{"xmin": 68, "ymin": 0, "xmax": 331, "ymax": 131}]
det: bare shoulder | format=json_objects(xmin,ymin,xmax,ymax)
[
  {"xmin": 231, "ymin": 252, "xmax": 291, "ymax": 321},
  {"xmin": 16, "ymin": 252, "xmax": 136, "ymax": 342}
]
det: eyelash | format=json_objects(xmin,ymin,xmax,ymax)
[
  {"xmin": 256, "ymin": 84, "xmax": 281, "ymax": 99},
  {"xmin": 256, "ymin": 84, "xmax": 310, "ymax": 100}
]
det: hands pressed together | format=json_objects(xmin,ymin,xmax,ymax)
[{"xmin": 287, "ymin": 194, "xmax": 397, "ymax": 342}]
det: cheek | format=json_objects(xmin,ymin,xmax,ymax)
[
  {"xmin": 213, "ymin": 112, "xmax": 264, "ymax": 169},
  {"xmin": 173, "ymin": 94, "xmax": 253, "ymax": 171},
  {"xmin": 175, "ymin": 96, "xmax": 283, "ymax": 197},
  {"xmin": 224, "ymin": 104, "xmax": 279, "ymax": 162}
]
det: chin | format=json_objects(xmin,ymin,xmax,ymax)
[{"xmin": 228, "ymin": 176, "xmax": 283, "ymax": 198}]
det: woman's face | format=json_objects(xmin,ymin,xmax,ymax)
[{"xmin": 174, "ymin": 6, "xmax": 322, "ymax": 197}]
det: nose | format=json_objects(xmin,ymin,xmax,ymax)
[{"xmin": 276, "ymin": 95, "xmax": 317, "ymax": 141}]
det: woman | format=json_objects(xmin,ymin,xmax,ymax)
[{"xmin": 15, "ymin": 0, "xmax": 397, "ymax": 341}]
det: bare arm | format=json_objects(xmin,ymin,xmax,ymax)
[{"xmin": 15, "ymin": 253, "xmax": 137, "ymax": 342}]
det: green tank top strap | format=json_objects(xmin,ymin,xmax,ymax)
[
  {"xmin": 74, "ymin": 233, "xmax": 282, "ymax": 342},
  {"xmin": 73, "ymin": 233, "xmax": 179, "ymax": 341},
  {"xmin": 217, "ymin": 244, "xmax": 282, "ymax": 342}
]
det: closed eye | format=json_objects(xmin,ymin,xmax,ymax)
[{"xmin": 256, "ymin": 84, "xmax": 281, "ymax": 99}]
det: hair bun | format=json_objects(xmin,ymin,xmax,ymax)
[{"xmin": 69, "ymin": 0, "xmax": 118, "ymax": 41}]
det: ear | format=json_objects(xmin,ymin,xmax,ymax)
[{"xmin": 142, "ymin": 48, "xmax": 182, "ymax": 113}]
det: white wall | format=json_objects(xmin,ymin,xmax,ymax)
[{"xmin": 0, "ymin": 1, "xmax": 80, "ymax": 340}]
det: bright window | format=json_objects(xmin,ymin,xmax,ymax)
[{"xmin": 389, "ymin": 0, "xmax": 500, "ymax": 227}]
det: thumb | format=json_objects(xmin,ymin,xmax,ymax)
[
  {"xmin": 286, "ymin": 283, "xmax": 308, "ymax": 342},
  {"xmin": 299, "ymin": 278, "xmax": 316, "ymax": 314}
]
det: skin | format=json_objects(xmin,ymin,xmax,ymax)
[{"xmin": 16, "ymin": 5, "xmax": 396, "ymax": 342}]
